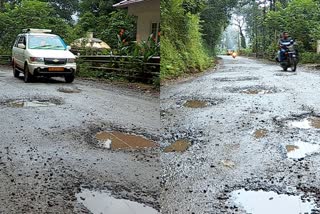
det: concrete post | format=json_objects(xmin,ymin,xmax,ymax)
[{"xmin": 317, "ymin": 40, "xmax": 320, "ymax": 54}]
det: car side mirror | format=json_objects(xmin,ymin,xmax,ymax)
[
  {"xmin": 18, "ymin": 43, "xmax": 26, "ymax": 49},
  {"xmin": 66, "ymin": 45, "xmax": 71, "ymax": 50}
]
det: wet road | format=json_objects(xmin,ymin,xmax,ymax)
[
  {"xmin": 0, "ymin": 66, "xmax": 160, "ymax": 213},
  {"xmin": 161, "ymin": 56, "xmax": 320, "ymax": 213}
]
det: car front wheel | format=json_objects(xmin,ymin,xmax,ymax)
[
  {"xmin": 24, "ymin": 64, "xmax": 33, "ymax": 83},
  {"xmin": 65, "ymin": 74, "xmax": 75, "ymax": 83},
  {"xmin": 13, "ymin": 63, "xmax": 19, "ymax": 78}
]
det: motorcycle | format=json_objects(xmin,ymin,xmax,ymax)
[{"xmin": 278, "ymin": 39, "xmax": 298, "ymax": 72}]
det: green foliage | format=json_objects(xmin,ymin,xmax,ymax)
[
  {"xmin": 79, "ymin": 0, "xmax": 118, "ymax": 16},
  {"xmin": 161, "ymin": 0, "xmax": 212, "ymax": 79},
  {"xmin": 201, "ymin": 0, "xmax": 237, "ymax": 55},
  {"xmin": 238, "ymin": 48, "xmax": 253, "ymax": 56},
  {"xmin": 265, "ymin": 0, "xmax": 320, "ymax": 52},
  {"xmin": 160, "ymin": 36, "xmax": 186, "ymax": 79},
  {"xmin": 242, "ymin": 0, "xmax": 320, "ymax": 60},
  {"xmin": 0, "ymin": 0, "xmax": 76, "ymax": 54},
  {"xmin": 300, "ymin": 52, "xmax": 320, "ymax": 63},
  {"xmin": 75, "ymin": 10, "xmax": 136, "ymax": 49}
]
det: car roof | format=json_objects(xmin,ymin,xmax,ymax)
[{"xmin": 19, "ymin": 33, "xmax": 59, "ymax": 37}]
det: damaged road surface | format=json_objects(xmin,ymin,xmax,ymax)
[
  {"xmin": 0, "ymin": 66, "xmax": 160, "ymax": 213},
  {"xmin": 161, "ymin": 56, "xmax": 320, "ymax": 213}
]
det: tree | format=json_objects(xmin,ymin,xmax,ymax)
[
  {"xmin": 79, "ymin": 0, "xmax": 120, "ymax": 16},
  {"xmin": 0, "ymin": 0, "xmax": 75, "ymax": 53},
  {"xmin": 200, "ymin": 0, "xmax": 238, "ymax": 55}
]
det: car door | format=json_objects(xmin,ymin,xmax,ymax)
[{"xmin": 13, "ymin": 35, "xmax": 26, "ymax": 69}]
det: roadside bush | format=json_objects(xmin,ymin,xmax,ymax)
[
  {"xmin": 238, "ymin": 48, "xmax": 253, "ymax": 57},
  {"xmin": 300, "ymin": 52, "xmax": 320, "ymax": 64}
]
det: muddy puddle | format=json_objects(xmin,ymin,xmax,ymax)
[
  {"xmin": 253, "ymin": 129, "xmax": 268, "ymax": 139},
  {"xmin": 57, "ymin": 87, "xmax": 81, "ymax": 93},
  {"xmin": 76, "ymin": 188, "xmax": 159, "ymax": 214},
  {"xmin": 179, "ymin": 98, "xmax": 223, "ymax": 109},
  {"xmin": 163, "ymin": 139, "xmax": 191, "ymax": 152},
  {"xmin": 7, "ymin": 100, "xmax": 58, "ymax": 107},
  {"xmin": 286, "ymin": 141, "xmax": 320, "ymax": 159},
  {"xmin": 183, "ymin": 100, "xmax": 208, "ymax": 108},
  {"xmin": 287, "ymin": 116, "xmax": 320, "ymax": 129},
  {"xmin": 230, "ymin": 189, "xmax": 317, "ymax": 214},
  {"xmin": 95, "ymin": 131, "xmax": 157, "ymax": 150}
]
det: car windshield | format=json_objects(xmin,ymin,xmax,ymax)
[{"xmin": 28, "ymin": 35, "xmax": 66, "ymax": 50}]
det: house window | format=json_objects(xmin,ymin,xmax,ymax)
[{"xmin": 151, "ymin": 22, "xmax": 160, "ymax": 42}]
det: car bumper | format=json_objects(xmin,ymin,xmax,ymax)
[{"xmin": 28, "ymin": 63, "xmax": 76, "ymax": 76}]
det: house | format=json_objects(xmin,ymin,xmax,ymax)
[{"xmin": 113, "ymin": 0, "xmax": 160, "ymax": 42}]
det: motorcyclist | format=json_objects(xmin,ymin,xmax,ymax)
[{"xmin": 277, "ymin": 31, "xmax": 293, "ymax": 62}]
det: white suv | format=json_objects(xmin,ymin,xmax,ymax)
[{"xmin": 12, "ymin": 28, "xmax": 76, "ymax": 83}]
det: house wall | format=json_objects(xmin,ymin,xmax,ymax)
[{"xmin": 128, "ymin": 0, "xmax": 160, "ymax": 41}]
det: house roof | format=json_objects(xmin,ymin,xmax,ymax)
[{"xmin": 113, "ymin": 0, "xmax": 144, "ymax": 8}]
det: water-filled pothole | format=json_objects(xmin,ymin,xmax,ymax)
[
  {"xmin": 286, "ymin": 141, "xmax": 320, "ymax": 159},
  {"xmin": 183, "ymin": 100, "xmax": 208, "ymax": 108},
  {"xmin": 253, "ymin": 129, "xmax": 268, "ymax": 139},
  {"xmin": 163, "ymin": 139, "xmax": 191, "ymax": 152},
  {"xmin": 76, "ymin": 188, "xmax": 159, "ymax": 214},
  {"xmin": 58, "ymin": 87, "xmax": 81, "ymax": 93},
  {"xmin": 95, "ymin": 131, "xmax": 157, "ymax": 150},
  {"xmin": 287, "ymin": 116, "xmax": 320, "ymax": 129},
  {"xmin": 230, "ymin": 189, "xmax": 317, "ymax": 214},
  {"xmin": 178, "ymin": 97, "xmax": 223, "ymax": 109},
  {"xmin": 6, "ymin": 100, "xmax": 60, "ymax": 107}
]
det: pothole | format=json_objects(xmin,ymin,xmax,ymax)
[
  {"xmin": 286, "ymin": 141, "xmax": 320, "ymax": 159},
  {"xmin": 57, "ymin": 87, "xmax": 81, "ymax": 93},
  {"xmin": 253, "ymin": 129, "xmax": 268, "ymax": 139},
  {"xmin": 163, "ymin": 139, "xmax": 191, "ymax": 152},
  {"xmin": 274, "ymin": 73, "xmax": 297, "ymax": 76},
  {"xmin": 183, "ymin": 100, "xmax": 208, "ymax": 108},
  {"xmin": 178, "ymin": 97, "xmax": 224, "ymax": 108},
  {"xmin": 230, "ymin": 189, "xmax": 317, "ymax": 214},
  {"xmin": 212, "ymin": 76, "xmax": 259, "ymax": 82},
  {"xmin": 4, "ymin": 99, "xmax": 62, "ymax": 107},
  {"xmin": 76, "ymin": 188, "xmax": 159, "ymax": 214},
  {"xmin": 287, "ymin": 116, "xmax": 320, "ymax": 129},
  {"xmin": 228, "ymin": 86, "xmax": 279, "ymax": 94},
  {"xmin": 95, "ymin": 131, "xmax": 157, "ymax": 150}
]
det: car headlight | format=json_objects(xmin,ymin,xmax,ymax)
[
  {"xmin": 67, "ymin": 58, "xmax": 75, "ymax": 63},
  {"xmin": 30, "ymin": 57, "xmax": 44, "ymax": 63}
]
